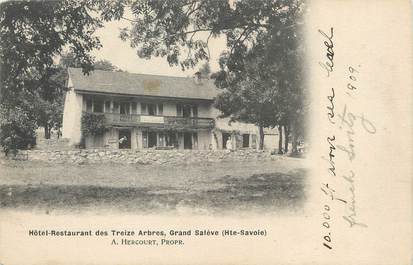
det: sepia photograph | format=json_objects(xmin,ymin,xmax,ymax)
[
  {"xmin": 0, "ymin": 0, "xmax": 412, "ymax": 264},
  {"xmin": 0, "ymin": 0, "xmax": 308, "ymax": 216}
]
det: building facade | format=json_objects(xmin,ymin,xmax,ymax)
[{"xmin": 62, "ymin": 68, "xmax": 262, "ymax": 150}]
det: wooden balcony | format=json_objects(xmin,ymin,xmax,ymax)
[
  {"xmin": 84, "ymin": 112, "xmax": 215, "ymax": 130},
  {"xmin": 104, "ymin": 113, "xmax": 140, "ymax": 125},
  {"xmin": 164, "ymin": 116, "xmax": 215, "ymax": 129}
]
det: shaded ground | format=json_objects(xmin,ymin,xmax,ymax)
[{"xmin": 0, "ymin": 158, "xmax": 308, "ymax": 215}]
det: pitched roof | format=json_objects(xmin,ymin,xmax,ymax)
[{"xmin": 68, "ymin": 68, "xmax": 218, "ymax": 100}]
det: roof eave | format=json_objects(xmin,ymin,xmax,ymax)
[{"xmin": 74, "ymin": 89, "xmax": 215, "ymax": 102}]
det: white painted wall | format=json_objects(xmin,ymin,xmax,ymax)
[
  {"xmin": 197, "ymin": 130, "xmax": 212, "ymax": 150},
  {"xmin": 131, "ymin": 128, "xmax": 138, "ymax": 149},
  {"xmin": 210, "ymin": 107, "xmax": 259, "ymax": 133},
  {"xmin": 197, "ymin": 102, "xmax": 211, "ymax": 117},
  {"xmin": 161, "ymin": 101, "xmax": 211, "ymax": 117},
  {"xmin": 62, "ymin": 77, "xmax": 83, "ymax": 146},
  {"xmin": 62, "ymin": 85, "xmax": 268, "ymax": 150}
]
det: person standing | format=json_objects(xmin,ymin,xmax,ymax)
[{"xmin": 226, "ymin": 136, "xmax": 233, "ymax": 151}]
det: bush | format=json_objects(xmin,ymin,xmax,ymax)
[
  {"xmin": 81, "ymin": 112, "xmax": 107, "ymax": 136},
  {"xmin": 0, "ymin": 106, "xmax": 37, "ymax": 156}
]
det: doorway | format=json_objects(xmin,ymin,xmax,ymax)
[
  {"xmin": 242, "ymin": 134, "xmax": 250, "ymax": 148},
  {"xmin": 222, "ymin": 133, "xmax": 231, "ymax": 149},
  {"xmin": 148, "ymin": 131, "xmax": 157, "ymax": 148},
  {"xmin": 118, "ymin": 129, "xmax": 131, "ymax": 149},
  {"xmin": 184, "ymin": 132, "xmax": 192, "ymax": 149}
]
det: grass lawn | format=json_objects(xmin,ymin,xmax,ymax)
[{"xmin": 0, "ymin": 157, "xmax": 308, "ymax": 215}]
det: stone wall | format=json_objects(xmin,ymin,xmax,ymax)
[
  {"xmin": 25, "ymin": 149, "xmax": 274, "ymax": 165},
  {"xmin": 35, "ymin": 138, "xmax": 71, "ymax": 151}
]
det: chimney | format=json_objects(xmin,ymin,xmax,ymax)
[{"xmin": 194, "ymin": 71, "xmax": 202, "ymax": 85}]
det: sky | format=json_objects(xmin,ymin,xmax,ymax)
[{"xmin": 91, "ymin": 18, "xmax": 227, "ymax": 77}]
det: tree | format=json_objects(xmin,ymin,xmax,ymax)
[
  {"xmin": 212, "ymin": 1, "xmax": 306, "ymax": 153},
  {"xmin": 198, "ymin": 62, "xmax": 211, "ymax": 78},
  {"xmin": 214, "ymin": 50, "xmax": 279, "ymax": 150},
  {"xmin": 30, "ymin": 66, "xmax": 67, "ymax": 139},
  {"xmin": 119, "ymin": 0, "xmax": 307, "ymax": 152},
  {"xmin": 119, "ymin": 0, "xmax": 304, "ymax": 69},
  {"xmin": 37, "ymin": 54, "xmax": 123, "ymax": 140},
  {"xmin": 58, "ymin": 51, "xmax": 83, "ymax": 69},
  {"xmin": 59, "ymin": 51, "xmax": 124, "ymax": 72},
  {"xmin": 0, "ymin": 0, "xmax": 125, "ymax": 152},
  {"xmin": 0, "ymin": 105, "xmax": 37, "ymax": 156},
  {"xmin": 81, "ymin": 112, "xmax": 107, "ymax": 136}
]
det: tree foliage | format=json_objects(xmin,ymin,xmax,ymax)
[
  {"xmin": 0, "ymin": 0, "xmax": 308, "ymax": 154},
  {"xmin": 30, "ymin": 66, "xmax": 67, "ymax": 139},
  {"xmin": 120, "ymin": 0, "xmax": 307, "ymax": 152},
  {"xmin": 81, "ymin": 112, "xmax": 107, "ymax": 136},
  {"xmin": 0, "ymin": 0, "xmax": 124, "ymax": 153},
  {"xmin": 198, "ymin": 62, "xmax": 211, "ymax": 78},
  {"xmin": 59, "ymin": 51, "xmax": 124, "ymax": 72},
  {"xmin": 0, "ymin": 105, "xmax": 36, "ymax": 155}
]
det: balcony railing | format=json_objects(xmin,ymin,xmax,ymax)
[
  {"xmin": 164, "ymin": 116, "xmax": 214, "ymax": 128},
  {"xmin": 84, "ymin": 112, "xmax": 215, "ymax": 129},
  {"xmin": 104, "ymin": 113, "xmax": 140, "ymax": 124}
]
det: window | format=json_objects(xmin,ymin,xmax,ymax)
[
  {"xmin": 94, "ymin": 99, "xmax": 103, "ymax": 113},
  {"xmin": 166, "ymin": 132, "xmax": 178, "ymax": 148},
  {"xmin": 177, "ymin": 104, "xmax": 197, "ymax": 117},
  {"xmin": 113, "ymin": 102, "xmax": 120, "ymax": 113},
  {"xmin": 148, "ymin": 132, "xmax": 157, "ymax": 147},
  {"xmin": 192, "ymin": 106, "xmax": 198, "ymax": 117},
  {"xmin": 104, "ymin": 101, "xmax": 111, "ymax": 113},
  {"xmin": 176, "ymin": 104, "xmax": 182, "ymax": 116},
  {"xmin": 193, "ymin": 132, "xmax": 198, "ymax": 149},
  {"xmin": 158, "ymin": 104, "xmax": 163, "ymax": 115},
  {"xmin": 141, "ymin": 103, "xmax": 159, "ymax": 116},
  {"xmin": 148, "ymin": 104, "xmax": 156, "ymax": 116},
  {"xmin": 131, "ymin": 102, "xmax": 137, "ymax": 114},
  {"xmin": 158, "ymin": 133, "xmax": 165, "ymax": 147},
  {"xmin": 86, "ymin": 98, "xmax": 93, "ymax": 112},
  {"xmin": 120, "ymin": 102, "xmax": 130, "ymax": 114},
  {"xmin": 223, "ymin": 133, "xmax": 231, "ymax": 149},
  {"xmin": 141, "ymin": 103, "xmax": 147, "ymax": 114},
  {"xmin": 182, "ymin": 105, "xmax": 191, "ymax": 118},
  {"xmin": 242, "ymin": 134, "xmax": 250, "ymax": 148},
  {"xmin": 184, "ymin": 132, "xmax": 192, "ymax": 149}
]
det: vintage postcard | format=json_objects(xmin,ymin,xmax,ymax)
[{"xmin": 0, "ymin": 0, "xmax": 411, "ymax": 264}]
